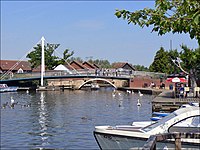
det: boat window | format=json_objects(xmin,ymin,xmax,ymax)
[
  {"xmin": 191, "ymin": 116, "xmax": 200, "ymax": 127},
  {"xmin": 168, "ymin": 116, "xmax": 200, "ymax": 133},
  {"xmin": 142, "ymin": 112, "xmax": 177, "ymax": 132}
]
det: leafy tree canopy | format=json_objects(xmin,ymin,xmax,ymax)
[
  {"xmin": 26, "ymin": 43, "xmax": 74, "ymax": 70},
  {"xmin": 149, "ymin": 47, "xmax": 170, "ymax": 73},
  {"xmin": 115, "ymin": 0, "xmax": 200, "ymax": 45},
  {"xmin": 68, "ymin": 57, "xmax": 84, "ymax": 63},
  {"xmin": 149, "ymin": 46, "xmax": 200, "ymax": 86},
  {"xmin": 133, "ymin": 64, "xmax": 149, "ymax": 71},
  {"xmin": 179, "ymin": 45, "xmax": 200, "ymax": 86}
]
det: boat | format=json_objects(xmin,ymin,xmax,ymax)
[
  {"xmin": 150, "ymin": 112, "xmax": 170, "ymax": 121},
  {"xmin": 150, "ymin": 102, "xmax": 199, "ymax": 121},
  {"xmin": 0, "ymin": 84, "xmax": 18, "ymax": 92},
  {"xmin": 94, "ymin": 107, "xmax": 200, "ymax": 149},
  {"xmin": 91, "ymin": 83, "xmax": 100, "ymax": 90}
]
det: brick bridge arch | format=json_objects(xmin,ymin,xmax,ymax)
[{"xmin": 78, "ymin": 78, "xmax": 117, "ymax": 89}]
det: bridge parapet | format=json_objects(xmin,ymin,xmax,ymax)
[{"xmin": 47, "ymin": 76, "xmax": 129, "ymax": 89}]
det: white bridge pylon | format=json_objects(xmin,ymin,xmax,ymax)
[
  {"xmin": 41, "ymin": 36, "xmax": 45, "ymax": 87},
  {"xmin": 1, "ymin": 37, "xmax": 47, "ymax": 80}
]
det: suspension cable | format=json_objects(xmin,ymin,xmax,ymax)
[{"xmin": 1, "ymin": 39, "xmax": 42, "ymax": 80}]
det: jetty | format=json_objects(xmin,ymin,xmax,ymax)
[{"xmin": 152, "ymin": 90, "xmax": 200, "ymax": 112}]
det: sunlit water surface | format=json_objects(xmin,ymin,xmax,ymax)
[{"xmin": 1, "ymin": 88, "xmax": 153, "ymax": 149}]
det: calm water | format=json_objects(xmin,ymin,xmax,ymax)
[{"xmin": 1, "ymin": 88, "xmax": 153, "ymax": 149}]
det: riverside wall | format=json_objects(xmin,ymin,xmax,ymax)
[{"xmin": 129, "ymin": 76, "xmax": 171, "ymax": 89}]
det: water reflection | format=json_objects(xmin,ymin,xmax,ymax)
[
  {"xmin": 1, "ymin": 89, "xmax": 152, "ymax": 149},
  {"xmin": 38, "ymin": 92, "xmax": 49, "ymax": 148}
]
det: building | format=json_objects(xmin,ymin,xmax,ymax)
[
  {"xmin": 82, "ymin": 61, "xmax": 99, "ymax": 69},
  {"xmin": 70, "ymin": 61, "xmax": 86, "ymax": 70},
  {"xmin": 0, "ymin": 60, "xmax": 32, "ymax": 74},
  {"xmin": 112, "ymin": 62, "xmax": 135, "ymax": 71}
]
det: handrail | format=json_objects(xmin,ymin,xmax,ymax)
[{"xmin": 141, "ymin": 132, "xmax": 200, "ymax": 150}]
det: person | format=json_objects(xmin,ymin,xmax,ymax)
[
  {"xmin": 150, "ymin": 82, "xmax": 155, "ymax": 88},
  {"xmin": 179, "ymin": 84, "xmax": 185, "ymax": 98},
  {"xmin": 160, "ymin": 82, "xmax": 165, "ymax": 89}
]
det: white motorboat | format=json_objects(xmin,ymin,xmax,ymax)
[
  {"xmin": 0, "ymin": 84, "xmax": 18, "ymax": 92},
  {"xmin": 91, "ymin": 83, "xmax": 100, "ymax": 90},
  {"xmin": 94, "ymin": 107, "xmax": 200, "ymax": 149}
]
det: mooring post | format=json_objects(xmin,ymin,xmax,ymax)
[{"xmin": 175, "ymin": 136, "xmax": 181, "ymax": 150}]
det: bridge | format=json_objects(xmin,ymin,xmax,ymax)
[
  {"xmin": 0, "ymin": 71, "xmax": 131, "ymax": 89},
  {"xmin": 0, "ymin": 37, "xmax": 166, "ymax": 90}
]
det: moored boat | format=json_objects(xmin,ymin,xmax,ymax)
[
  {"xmin": 0, "ymin": 84, "xmax": 18, "ymax": 92},
  {"xmin": 94, "ymin": 107, "xmax": 200, "ymax": 149},
  {"xmin": 91, "ymin": 83, "xmax": 100, "ymax": 90}
]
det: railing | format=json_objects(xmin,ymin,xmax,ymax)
[
  {"xmin": 0, "ymin": 69, "xmax": 167, "ymax": 80},
  {"xmin": 141, "ymin": 132, "xmax": 200, "ymax": 150}
]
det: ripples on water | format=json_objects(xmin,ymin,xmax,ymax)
[{"xmin": 1, "ymin": 88, "xmax": 153, "ymax": 149}]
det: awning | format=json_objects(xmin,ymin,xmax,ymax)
[{"xmin": 166, "ymin": 77, "xmax": 187, "ymax": 83}]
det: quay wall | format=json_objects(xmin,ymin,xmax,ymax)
[{"xmin": 130, "ymin": 76, "xmax": 171, "ymax": 89}]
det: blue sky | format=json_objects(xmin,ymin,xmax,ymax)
[{"xmin": 1, "ymin": 1, "xmax": 198, "ymax": 67}]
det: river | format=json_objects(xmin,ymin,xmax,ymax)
[{"xmin": 1, "ymin": 88, "xmax": 153, "ymax": 149}]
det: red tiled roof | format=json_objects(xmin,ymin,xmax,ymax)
[
  {"xmin": 70, "ymin": 61, "xmax": 86, "ymax": 70},
  {"xmin": 112, "ymin": 62, "xmax": 135, "ymax": 70},
  {"xmin": 93, "ymin": 63, "xmax": 99, "ymax": 69},
  {"xmin": 0, "ymin": 60, "xmax": 32, "ymax": 71},
  {"xmin": 64, "ymin": 63, "xmax": 74, "ymax": 70},
  {"xmin": 82, "ymin": 61, "xmax": 96, "ymax": 69},
  {"xmin": 112, "ymin": 62, "xmax": 126, "ymax": 69}
]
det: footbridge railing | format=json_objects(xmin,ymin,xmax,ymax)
[{"xmin": 0, "ymin": 69, "xmax": 133, "ymax": 81}]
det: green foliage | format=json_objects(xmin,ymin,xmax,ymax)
[
  {"xmin": 115, "ymin": 0, "xmax": 200, "ymax": 45},
  {"xmin": 149, "ymin": 47, "xmax": 170, "ymax": 73},
  {"xmin": 149, "ymin": 46, "xmax": 200, "ymax": 86},
  {"xmin": 89, "ymin": 59, "xmax": 111, "ymax": 68},
  {"xmin": 26, "ymin": 43, "xmax": 74, "ymax": 70},
  {"xmin": 57, "ymin": 49, "xmax": 74, "ymax": 65},
  {"xmin": 68, "ymin": 57, "xmax": 83, "ymax": 63},
  {"xmin": 133, "ymin": 64, "xmax": 149, "ymax": 71},
  {"xmin": 179, "ymin": 45, "xmax": 200, "ymax": 81},
  {"xmin": 167, "ymin": 49, "xmax": 181, "ymax": 74}
]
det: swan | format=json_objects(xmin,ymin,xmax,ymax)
[
  {"xmin": 138, "ymin": 90, "xmax": 143, "ymax": 97},
  {"xmin": 10, "ymin": 97, "xmax": 15, "ymax": 105},
  {"xmin": 126, "ymin": 90, "xmax": 131, "ymax": 94},
  {"xmin": 10, "ymin": 97, "xmax": 18, "ymax": 108},
  {"xmin": 112, "ymin": 92, "xmax": 116, "ymax": 97},
  {"xmin": 137, "ymin": 99, "xmax": 141, "ymax": 106}
]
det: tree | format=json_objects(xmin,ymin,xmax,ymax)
[
  {"xmin": 115, "ymin": 0, "xmax": 200, "ymax": 45},
  {"xmin": 89, "ymin": 59, "xmax": 112, "ymax": 68},
  {"xmin": 167, "ymin": 49, "xmax": 181, "ymax": 74},
  {"xmin": 68, "ymin": 57, "xmax": 83, "ymax": 63},
  {"xmin": 178, "ymin": 45, "xmax": 200, "ymax": 87},
  {"xmin": 57, "ymin": 49, "xmax": 74, "ymax": 65},
  {"xmin": 149, "ymin": 47, "xmax": 170, "ymax": 73},
  {"xmin": 133, "ymin": 64, "xmax": 149, "ymax": 71},
  {"xmin": 115, "ymin": 0, "xmax": 200, "ymax": 86},
  {"xmin": 149, "ymin": 48, "xmax": 182, "ymax": 74},
  {"xmin": 26, "ymin": 43, "xmax": 74, "ymax": 70}
]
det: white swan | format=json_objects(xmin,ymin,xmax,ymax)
[
  {"xmin": 137, "ymin": 99, "xmax": 141, "ymax": 106},
  {"xmin": 138, "ymin": 90, "xmax": 143, "ymax": 97},
  {"xmin": 126, "ymin": 90, "xmax": 131, "ymax": 94},
  {"xmin": 10, "ymin": 96, "xmax": 15, "ymax": 105}
]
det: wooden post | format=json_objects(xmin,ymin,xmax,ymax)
[{"xmin": 175, "ymin": 137, "xmax": 181, "ymax": 150}]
